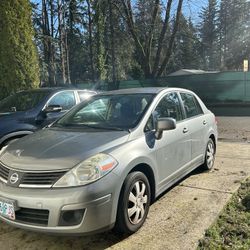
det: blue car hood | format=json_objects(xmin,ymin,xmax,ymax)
[{"xmin": 0, "ymin": 111, "xmax": 25, "ymax": 121}]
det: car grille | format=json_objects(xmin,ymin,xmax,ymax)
[
  {"xmin": 21, "ymin": 171, "xmax": 67, "ymax": 186},
  {"xmin": 0, "ymin": 162, "xmax": 67, "ymax": 188},
  {"xmin": 15, "ymin": 208, "xmax": 49, "ymax": 226},
  {"xmin": 0, "ymin": 163, "xmax": 9, "ymax": 182}
]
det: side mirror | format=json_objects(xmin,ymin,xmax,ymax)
[
  {"xmin": 155, "ymin": 118, "xmax": 176, "ymax": 140},
  {"xmin": 43, "ymin": 105, "xmax": 62, "ymax": 113}
]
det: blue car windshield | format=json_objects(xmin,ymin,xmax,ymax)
[
  {"xmin": 0, "ymin": 90, "xmax": 50, "ymax": 112},
  {"xmin": 54, "ymin": 93, "xmax": 155, "ymax": 130}
]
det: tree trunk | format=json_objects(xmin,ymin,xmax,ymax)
[
  {"xmin": 42, "ymin": 0, "xmax": 56, "ymax": 86},
  {"xmin": 120, "ymin": 0, "xmax": 183, "ymax": 78},
  {"xmin": 108, "ymin": 0, "xmax": 117, "ymax": 88},
  {"xmin": 95, "ymin": 1, "xmax": 106, "ymax": 80},
  {"xmin": 156, "ymin": 0, "xmax": 183, "ymax": 77},
  {"xmin": 121, "ymin": 1, "xmax": 147, "ymax": 67},
  {"xmin": 62, "ymin": 2, "xmax": 71, "ymax": 84},
  {"xmin": 145, "ymin": 0, "xmax": 160, "ymax": 78},
  {"xmin": 49, "ymin": 0, "xmax": 56, "ymax": 85},
  {"xmin": 57, "ymin": 0, "xmax": 66, "ymax": 84},
  {"xmin": 152, "ymin": 0, "xmax": 173, "ymax": 76},
  {"xmin": 86, "ymin": 0, "xmax": 95, "ymax": 82}
]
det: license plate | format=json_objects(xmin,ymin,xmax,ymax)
[{"xmin": 0, "ymin": 198, "xmax": 15, "ymax": 220}]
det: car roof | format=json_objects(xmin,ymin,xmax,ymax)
[
  {"xmin": 99, "ymin": 87, "xmax": 190, "ymax": 95},
  {"xmin": 100, "ymin": 87, "xmax": 165, "ymax": 95},
  {"xmin": 19, "ymin": 88, "xmax": 96, "ymax": 94}
]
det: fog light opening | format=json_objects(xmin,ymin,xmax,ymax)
[{"xmin": 58, "ymin": 209, "xmax": 85, "ymax": 226}]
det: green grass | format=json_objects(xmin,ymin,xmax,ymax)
[{"xmin": 198, "ymin": 178, "xmax": 250, "ymax": 250}]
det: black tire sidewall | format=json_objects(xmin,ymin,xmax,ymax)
[{"xmin": 116, "ymin": 171, "xmax": 151, "ymax": 234}]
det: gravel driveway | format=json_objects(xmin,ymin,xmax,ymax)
[{"xmin": 217, "ymin": 116, "xmax": 250, "ymax": 142}]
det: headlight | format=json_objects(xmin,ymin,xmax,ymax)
[
  {"xmin": 0, "ymin": 145, "xmax": 8, "ymax": 157},
  {"xmin": 53, "ymin": 153, "xmax": 118, "ymax": 188}
]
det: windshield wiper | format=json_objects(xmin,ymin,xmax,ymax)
[
  {"xmin": 88, "ymin": 125, "xmax": 129, "ymax": 132},
  {"xmin": 56, "ymin": 123, "xmax": 129, "ymax": 132}
]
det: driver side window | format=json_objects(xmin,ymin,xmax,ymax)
[{"xmin": 145, "ymin": 92, "xmax": 183, "ymax": 131}]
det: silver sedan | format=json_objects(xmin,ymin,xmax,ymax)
[{"xmin": 0, "ymin": 88, "xmax": 217, "ymax": 235}]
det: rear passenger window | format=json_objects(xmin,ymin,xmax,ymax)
[{"xmin": 180, "ymin": 93, "xmax": 203, "ymax": 118}]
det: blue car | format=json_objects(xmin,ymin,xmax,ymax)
[{"xmin": 0, "ymin": 88, "xmax": 96, "ymax": 148}]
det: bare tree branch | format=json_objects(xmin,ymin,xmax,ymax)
[
  {"xmin": 145, "ymin": 0, "xmax": 160, "ymax": 76},
  {"xmin": 157, "ymin": 0, "xmax": 183, "ymax": 77},
  {"xmin": 121, "ymin": 0, "xmax": 146, "ymax": 58},
  {"xmin": 152, "ymin": 0, "xmax": 173, "ymax": 76}
]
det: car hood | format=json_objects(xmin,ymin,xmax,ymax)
[
  {"xmin": 0, "ymin": 111, "xmax": 25, "ymax": 120},
  {"xmin": 0, "ymin": 128, "xmax": 130, "ymax": 171}
]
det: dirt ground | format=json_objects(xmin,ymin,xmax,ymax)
[
  {"xmin": 217, "ymin": 116, "xmax": 250, "ymax": 142},
  {"xmin": 0, "ymin": 117, "xmax": 250, "ymax": 250}
]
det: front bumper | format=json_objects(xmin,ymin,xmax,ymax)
[{"xmin": 0, "ymin": 172, "xmax": 120, "ymax": 235}]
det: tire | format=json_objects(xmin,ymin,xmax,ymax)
[
  {"xmin": 202, "ymin": 138, "xmax": 216, "ymax": 171},
  {"xmin": 115, "ymin": 171, "xmax": 151, "ymax": 234}
]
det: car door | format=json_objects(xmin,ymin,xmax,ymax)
[
  {"xmin": 179, "ymin": 92, "xmax": 207, "ymax": 164},
  {"xmin": 145, "ymin": 92, "xmax": 191, "ymax": 190},
  {"xmin": 41, "ymin": 90, "xmax": 77, "ymax": 126}
]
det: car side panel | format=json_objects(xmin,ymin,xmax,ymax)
[
  {"xmin": 153, "ymin": 121, "xmax": 191, "ymax": 186},
  {"xmin": 110, "ymin": 127, "xmax": 191, "ymax": 199},
  {"xmin": 184, "ymin": 115, "xmax": 208, "ymax": 164}
]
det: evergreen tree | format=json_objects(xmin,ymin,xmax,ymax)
[
  {"xmin": 184, "ymin": 18, "xmax": 202, "ymax": 69},
  {"xmin": 219, "ymin": 0, "xmax": 250, "ymax": 70},
  {"xmin": 94, "ymin": 0, "xmax": 107, "ymax": 80},
  {"xmin": 199, "ymin": 0, "xmax": 219, "ymax": 70},
  {"xmin": 169, "ymin": 15, "xmax": 202, "ymax": 72},
  {"xmin": 105, "ymin": 0, "xmax": 135, "ymax": 82},
  {"xmin": 66, "ymin": 0, "xmax": 90, "ymax": 84},
  {"xmin": 0, "ymin": 0, "xmax": 40, "ymax": 99}
]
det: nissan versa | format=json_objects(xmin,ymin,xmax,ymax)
[{"xmin": 0, "ymin": 88, "xmax": 217, "ymax": 235}]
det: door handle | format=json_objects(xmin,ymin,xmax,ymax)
[
  {"xmin": 203, "ymin": 120, "xmax": 207, "ymax": 125},
  {"xmin": 183, "ymin": 128, "xmax": 189, "ymax": 133}
]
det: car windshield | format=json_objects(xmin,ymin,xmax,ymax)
[
  {"xmin": 53, "ymin": 93, "xmax": 155, "ymax": 130},
  {"xmin": 0, "ymin": 90, "xmax": 50, "ymax": 112}
]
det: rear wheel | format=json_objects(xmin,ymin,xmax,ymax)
[
  {"xmin": 115, "ymin": 171, "xmax": 151, "ymax": 234},
  {"xmin": 202, "ymin": 138, "xmax": 215, "ymax": 170}
]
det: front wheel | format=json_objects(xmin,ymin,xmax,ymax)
[
  {"xmin": 115, "ymin": 171, "xmax": 151, "ymax": 234},
  {"xmin": 202, "ymin": 138, "xmax": 216, "ymax": 170}
]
